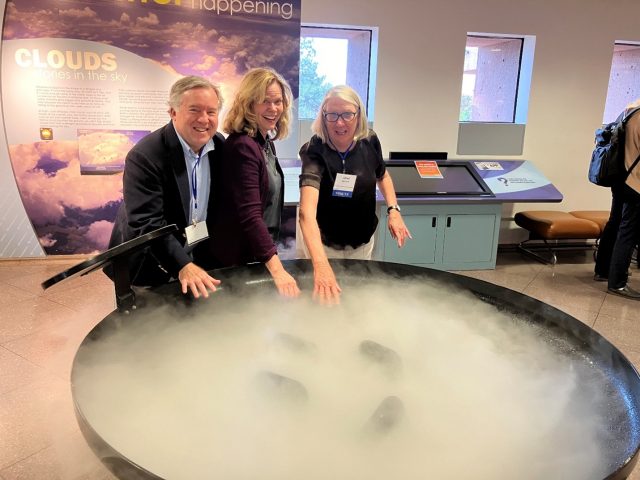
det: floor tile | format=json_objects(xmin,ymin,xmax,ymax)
[
  {"xmin": 0, "ymin": 261, "xmax": 77, "ymax": 287},
  {"xmin": 2, "ymin": 316, "xmax": 99, "ymax": 381},
  {"xmin": 0, "ymin": 346, "xmax": 49, "ymax": 395},
  {"xmin": 43, "ymin": 280, "xmax": 115, "ymax": 316},
  {"xmin": 0, "ymin": 297, "xmax": 78, "ymax": 345},
  {"xmin": 459, "ymin": 268, "xmax": 537, "ymax": 293},
  {"xmin": 594, "ymin": 313, "xmax": 640, "ymax": 351},
  {"xmin": 0, "ymin": 375, "xmax": 77, "ymax": 470},
  {"xmin": 0, "ymin": 282, "xmax": 36, "ymax": 307},
  {"xmin": 523, "ymin": 274, "xmax": 607, "ymax": 314},
  {"xmin": 599, "ymin": 290, "xmax": 640, "ymax": 321},
  {"xmin": 8, "ymin": 270, "xmax": 90, "ymax": 297},
  {"xmin": 459, "ymin": 252, "xmax": 543, "ymax": 292},
  {"xmin": 0, "ymin": 428, "xmax": 117, "ymax": 480}
]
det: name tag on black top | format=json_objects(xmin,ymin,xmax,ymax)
[{"xmin": 332, "ymin": 173, "xmax": 357, "ymax": 198}]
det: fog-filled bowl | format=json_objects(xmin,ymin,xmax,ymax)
[{"xmin": 72, "ymin": 260, "xmax": 640, "ymax": 480}]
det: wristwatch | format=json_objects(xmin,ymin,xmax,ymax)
[{"xmin": 387, "ymin": 205, "xmax": 401, "ymax": 215}]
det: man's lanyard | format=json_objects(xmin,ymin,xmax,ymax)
[
  {"xmin": 329, "ymin": 140, "xmax": 354, "ymax": 173},
  {"xmin": 191, "ymin": 151, "xmax": 203, "ymax": 213}
]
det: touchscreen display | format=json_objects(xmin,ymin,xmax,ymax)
[{"xmin": 386, "ymin": 162, "xmax": 492, "ymax": 196}]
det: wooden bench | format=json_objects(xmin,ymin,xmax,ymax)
[{"xmin": 514, "ymin": 210, "xmax": 608, "ymax": 264}]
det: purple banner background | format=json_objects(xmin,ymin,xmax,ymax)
[{"xmin": 2, "ymin": 0, "xmax": 300, "ymax": 254}]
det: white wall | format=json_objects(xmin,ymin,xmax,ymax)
[
  {"xmin": 2, "ymin": 0, "xmax": 639, "ymax": 256},
  {"xmin": 301, "ymin": 0, "xmax": 639, "ymax": 241}
]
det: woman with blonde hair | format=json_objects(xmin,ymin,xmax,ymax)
[
  {"xmin": 298, "ymin": 85, "xmax": 411, "ymax": 304},
  {"xmin": 210, "ymin": 67, "xmax": 299, "ymax": 297}
]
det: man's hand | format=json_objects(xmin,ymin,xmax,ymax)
[{"xmin": 178, "ymin": 262, "xmax": 221, "ymax": 298}]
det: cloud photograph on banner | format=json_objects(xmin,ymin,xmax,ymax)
[{"xmin": 1, "ymin": 0, "xmax": 301, "ymax": 254}]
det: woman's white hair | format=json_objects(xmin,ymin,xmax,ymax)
[{"xmin": 311, "ymin": 85, "xmax": 369, "ymax": 143}]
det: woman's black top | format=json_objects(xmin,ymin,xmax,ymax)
[{"xmin": 299, "ymin": 131, "xmax": 386, "ymax": 249}]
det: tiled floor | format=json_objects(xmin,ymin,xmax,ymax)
[{"xmin": 1, "ymin": 251, "xmax": 640, "ymax": 479}]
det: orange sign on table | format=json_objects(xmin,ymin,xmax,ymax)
[{"xmin": 414, "ymin": 160, "xmax": 443, "ymax": 178}]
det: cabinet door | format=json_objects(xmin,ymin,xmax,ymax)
[
  {"xmin": 442, "ymin": 214, "xmax": 497, "ymax": 263},
  {"xmin": 383, "ymin": 214, "xmax": 438, "ymax": 264}
]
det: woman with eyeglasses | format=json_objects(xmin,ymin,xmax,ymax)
[
  {"xmin": 209, "ymin": 67, "xmax": 300, "ymax": 297},
  {"xmin": 298, "ymin": 85, "xmax": 411, "ymax": 304}
]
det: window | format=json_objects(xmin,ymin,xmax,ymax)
[
  {"xmin": 460, "ymin": 33, "xmax": 534, "ymax": 124},
  {"xmin": 603, "ymin": 42, "xmax": 640, "ymax": 123},
  {"xmin": 299, "ymin": 25, "xmax": 378, "ymax": 120}
]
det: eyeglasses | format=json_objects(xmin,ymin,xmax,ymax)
[{"xmin": 323, "ymin": 110, "xmax": 359, "ymax": 122}]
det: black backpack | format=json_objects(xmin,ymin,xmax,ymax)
[{"xmin": 588, "ymin": 107, "xmax": 640, "ymax": 187}]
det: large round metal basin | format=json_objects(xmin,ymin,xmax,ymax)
[{"xmin": 72, "ymin": 260, "xmax": 640, "ymax": 480}]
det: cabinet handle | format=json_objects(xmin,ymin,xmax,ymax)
[
  {"xmin": 432, "ymin": 217, "xmax": 436, "ymax": 228},
  {"xmin": 446, "ymin": 216, "xmax": 451, "ymax": 228}
]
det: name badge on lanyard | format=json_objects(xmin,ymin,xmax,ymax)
[
  {"xmin": 331, "ymin": 140, "xmax": 356, "ymax": 197},
  {"xmin": 187, "ymin": 149, "xmax": 209, "ymax": 245},
  {"xmin": 185, "ymin": 221, "xmax": 209, "ymax": 246},
  {"xmin": 332, "ymin": 173, "xmax": 357, "ymax": 198}
]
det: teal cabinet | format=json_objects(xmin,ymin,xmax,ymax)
[
  {"xmin": 382, "ymin": 213, "xmax": 439, "ymax": 265},
  {"xmin": 375, "ymin": 203, "xmax": 501, "ymax": 270}
]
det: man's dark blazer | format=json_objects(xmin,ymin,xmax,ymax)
[{"xmin": 107, "ymin": 121, "xmax": 224, "ymax": 285}]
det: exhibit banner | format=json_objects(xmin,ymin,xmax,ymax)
[{"xmin": 1, "ymin": 0, "xmax": 300, "ymax": 254}]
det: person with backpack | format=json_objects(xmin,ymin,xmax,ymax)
[{"xmin": 595, "ymin": 99, "xmax": 640, "ymax": 299}]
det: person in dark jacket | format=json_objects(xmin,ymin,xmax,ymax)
[
  {"xmin": 598, "ymin": 99, "xmax": 640, "ymax": 299},
  {"xmin": 108, "ymin": 76, "xmax": 223, "ymax": 299},
  {"xmin": 209, "ymin": 67, "xmax": 299, "ymax": 297}
]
